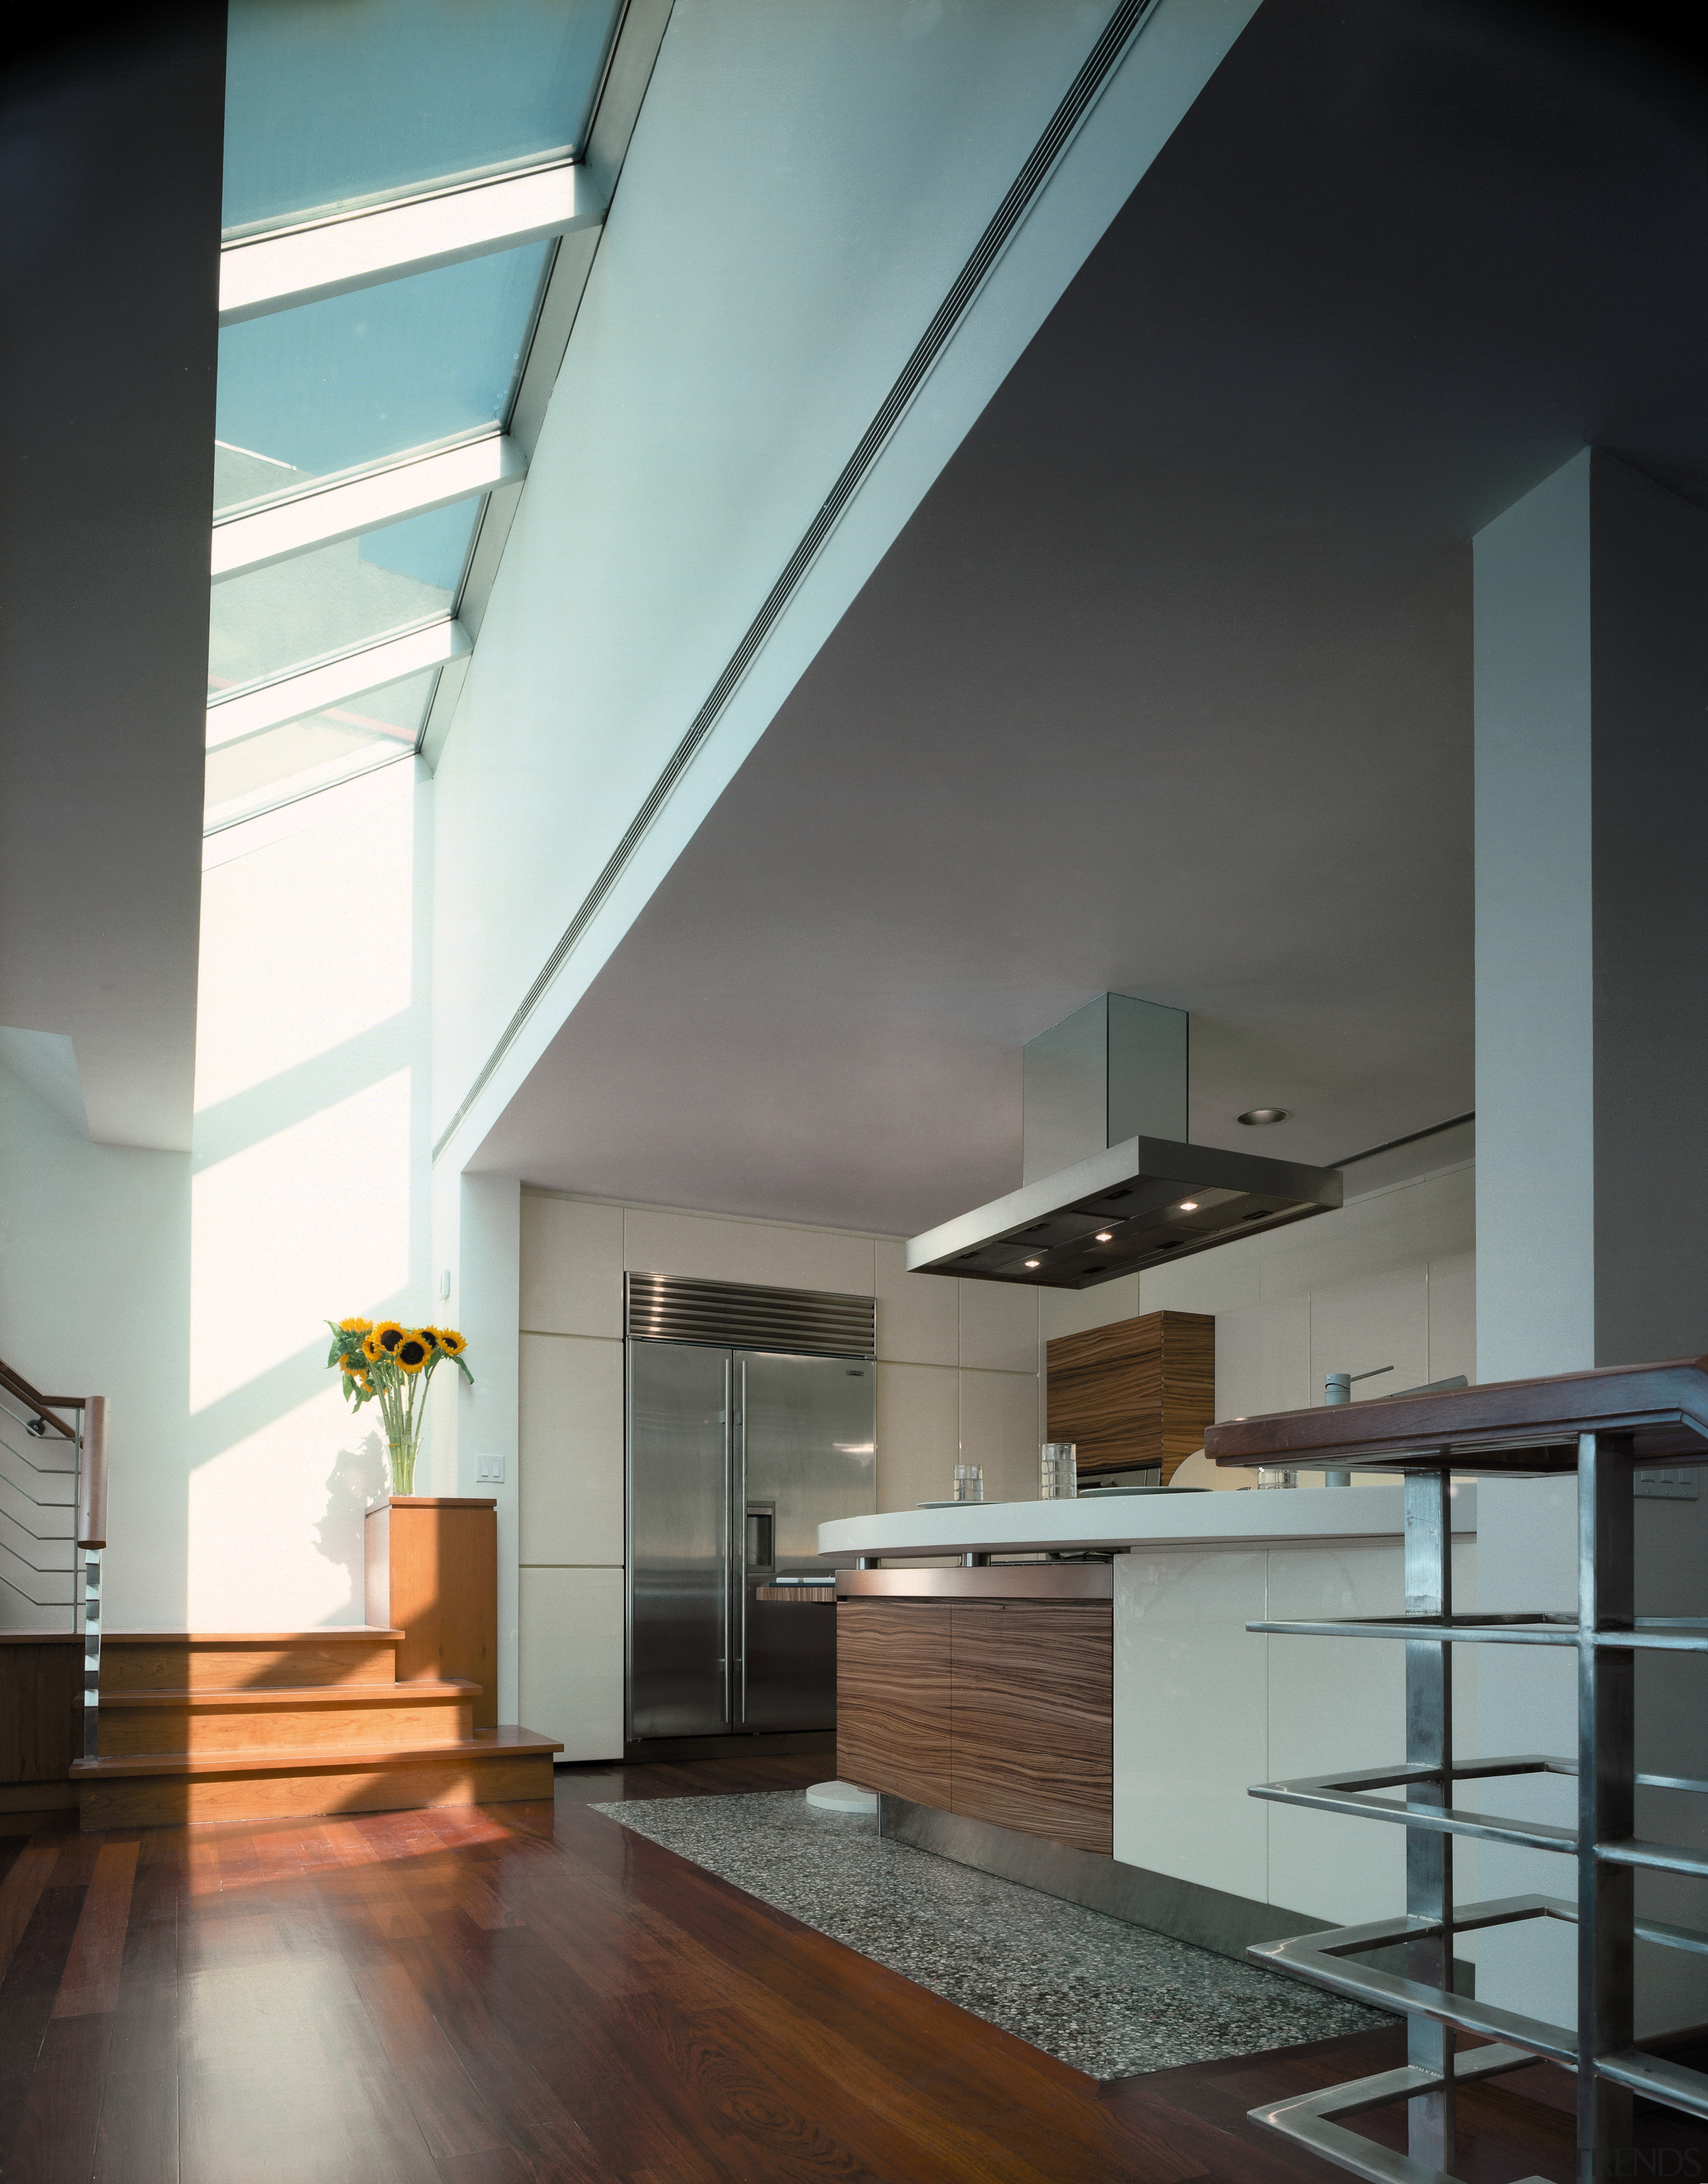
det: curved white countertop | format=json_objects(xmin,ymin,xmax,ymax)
[{"xmin": 818, "ymin": 1482, "xmax": 1476, "ymax": 1560}]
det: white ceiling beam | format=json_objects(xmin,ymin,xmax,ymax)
[
  {"xmin": 211, "ymin": 434, "xmax": 526, "ymax": 581},
  {"xmin": 205, "ymin": 620, "xmax": 471, "ymax": 750},
  {"xmin": 219, "ymin": 161, "xmax": 602, "ymax": 324}
]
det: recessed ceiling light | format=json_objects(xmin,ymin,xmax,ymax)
[
  {"xmin": 1023, "ymin": 1257, "xmax": 1041, "ymax": 1268},
  {"xmin": 1238, "ymin": 1107, "xmax": 1290, "ymax": 1125},
  {"xmin": 1095, "ymin": 1231, "xmax": 1113, "ymax": 1243},
  {"xmin": 1178, "ymin": 1199, "xmax": 1199, "ymax": 1212}
]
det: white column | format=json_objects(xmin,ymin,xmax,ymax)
[
  {"xmin": 430, "ymin": 1166, "xmax": 522, "ymax": 1722},
  {"xmin": 1472, "ymin": 448, "xmax": 1708, "ymax": 2035}
]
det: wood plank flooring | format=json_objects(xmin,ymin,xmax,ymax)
[{"xmin": 0, "ymin": 1750, "xmax": 1697, "ymax": 2181}]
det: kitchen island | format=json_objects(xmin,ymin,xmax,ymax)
[{"xmin": 819, "ymin": 1486, "xmax": 1477, "ymax": 1955}]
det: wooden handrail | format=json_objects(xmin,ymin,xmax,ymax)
[
  {"xmin": 0, "ymin": 1357, "xmax": 77, "ymax": 1439},
  {"xmin": 78, "ymin": 1396, "xmax": 107, "ymax": 1550}
]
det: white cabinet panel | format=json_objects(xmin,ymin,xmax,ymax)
[
  {"xmin": 1309, "ymin": 1263, "xmax": 1430, "ymax": 1414},
  {"xmin": 957, "ymin": 1279, "xmax": 1039, "ymax": 1373},
  {"xmin": 622, "ymin": 1207, "xmax": 874, "ymax": 1295},
  {"xmin": 875, "ymin": 1361, "xmax": 959, "ymax": 1513},
  {"xmin": 519, "ymin": 1195, "xmax": 622, "ymax": 1337},
  {"xmin": 1266, "ymin": 1540, "xmax": 1414, "ymax": 1927},
  {"xmin": 518, "ymin": 1333, "xmax": 623, "ymax": 1564},
  {"xmin": 1114, "ymin": 1550, "xmax": 1269, "ymax": 1895},
  {"xmin": 1428, "ymin": 1250, "xmax": 1476, "ymax": 1386},
  {"xmin": 958, "ymin": 1368, "xmax": 1039, "ymax": 1504},
  {"xmin": 519, "ymin": 1566, "xmax": 623, "ymax": 1760},
  {"xmin": 875, "ymin": 1238, "xmax": 957, "ymax": 1366},
  {"xmin": 1041, "ymin": 1276, "xmax": 1139, "ymax": 1345},
  {"xmin": 1215, "ymin": 1293, "xmax": 1310, "ymax": 1425}
]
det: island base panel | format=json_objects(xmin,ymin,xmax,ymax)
[{"xmin": 835, "ymin": 1601, "xmax": 951, "ymax": 1808}]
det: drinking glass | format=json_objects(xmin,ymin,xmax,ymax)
[
  {"xmin": 953, "ymin": 1463, "xmax": 983, "ymax": 1504},
  {"xmin": 1039, "ymin": 1442, "xmax": 1077, "ymax": 1499}
]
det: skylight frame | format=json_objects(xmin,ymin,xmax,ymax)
[{"xmin": 202, "ymin": 0, "xmax": 667, "ymax": 831}]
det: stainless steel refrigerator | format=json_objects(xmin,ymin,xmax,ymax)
[{"xmin": 624, "ymin": 1274, "xmax": 876, "ymax": 1744}]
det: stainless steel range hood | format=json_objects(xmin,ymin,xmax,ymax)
[{"xmin": 906, "ymin": 995, "xmax": 1342, "ymax": 1289}]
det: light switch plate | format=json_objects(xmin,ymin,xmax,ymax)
[{"xmin": 475, "ymin": 1452, "xmax": 504, "ymax": 1484}]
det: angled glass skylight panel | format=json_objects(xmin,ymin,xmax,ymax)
[
  {"xmin": 224, "ymin": 0, "xmax": 626, "ymax": 235},
  {"xmin": 207, "ymin": 502, "xmax": 478, "ymax": 698},
  {"xmin": 214, "ymin": 244, "xmax": 550, "ymax": 513},
  {"xmin": 205, "ymin": 668, "xmax": 440, "ymax": 829}
]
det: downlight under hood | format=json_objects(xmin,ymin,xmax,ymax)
[{"xmin": 906, "ymin": 995, "xmax": 1342, "ymax": 1290}]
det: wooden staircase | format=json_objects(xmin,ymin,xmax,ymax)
[{"xmin": 71, "ymin": 1629, "xmax": 560, "ymax": 1827}]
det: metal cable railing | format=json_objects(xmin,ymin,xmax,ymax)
[
  {"xmin": 0, "ymin": 1387, "xmax": 81, "ymax": 1629},
  {"xmin": 0, "ymin": 1361, "xmax": 106, "ymax": 1766}
]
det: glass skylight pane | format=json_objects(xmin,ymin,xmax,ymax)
[
  {"xmin": 207, "ymin": 502, "xmax": 478, "ymax": 697},
  {"xmin": 204, "ymin": 667, "xmax": 438, "ymax": 821},
  {"xmin": 224, "ymin": 0, "xmax": 625, "ymax": 233},
  {"xmin": 214, "ymin": 245, "xmax": 550, "ymax": 512}
]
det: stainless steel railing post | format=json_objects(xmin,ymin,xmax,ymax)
[
  {"xmin": 1577, "ymin": 1430, "xmax": 1635, "ymax": 2182},
  {"xmin": 1403, "ymin": 1467, "xmax": 1456, "ymax": 2167}
]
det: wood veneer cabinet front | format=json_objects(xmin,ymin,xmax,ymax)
[
  {"xmin": 837, "ymin": 1602, "xmax": 951, "ymax": 1808},
  {"xmin": 949, "ymin": 1601, "xmax": 1112, "ymax": 1855},
  {"xmin": 836, "ymin": 1598, "xmax": 1112, "ymax": 1856},
  {"xmin": 1046, "ymin": 1309, "xmax": 1214, "ymax": 1481}
]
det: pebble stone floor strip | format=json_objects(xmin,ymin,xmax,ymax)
[{"xmin": 592, "ymin": 1790, "xmax": 1388, "ymax": 2081}]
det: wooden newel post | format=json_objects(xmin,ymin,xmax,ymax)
[{"xmin": 78, "ymin": 1395, "xmax": 108, "ymax": 1548}]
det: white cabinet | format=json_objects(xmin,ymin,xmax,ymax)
[{"xmin": 520, "ymin": 1566, "xmax": 624, "ymax": 1759}]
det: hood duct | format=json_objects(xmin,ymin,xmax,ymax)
[{"xmin": 907, "ymin": 995, "xmax": 1341, "ymax": 1289}]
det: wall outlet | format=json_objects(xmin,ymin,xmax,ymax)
[{"xmin": 475, "ymin": 1452, "xmax": 504, "ymax": 1484}]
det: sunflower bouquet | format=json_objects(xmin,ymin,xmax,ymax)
[{"xmin": 325, "ymin": 1316, "xmax": 473, "ymax": 1496}]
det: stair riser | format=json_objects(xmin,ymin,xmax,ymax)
[
  {"xmin": 99, "ymin": 1699, "xmax": 474, "ymax": 1758},
  {"xmin": 79, "ymin": 1751, "xmax": 554, "ymax": 1828},
  {"xmin": 102, "ymin": 1642, "xmax": 399, "ymax": 1692}
]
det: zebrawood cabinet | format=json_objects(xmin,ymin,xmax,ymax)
[
  {"xmin": 1045, "ymin": 1309, "xmax": 1214, "ymax": 1482},
  {"xmin": 836, "ymin": 1602, "xmax": 952, "ymax": 1810},
  {"xmin": 837, "ymin": 1592, "xmax": 1112, "ymax": 1856}
]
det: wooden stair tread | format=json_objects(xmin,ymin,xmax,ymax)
[
  {"xmin": 101, "ymin": 1628, "xmax": 404, "ymax": 1642},
  {"xmin": 71, "ymin": 1726, "xmax": 562, "ymax": 1780},
  {"xmin": 98, "ymin": 1679, "xmax": 478, "ymax": 1708}
]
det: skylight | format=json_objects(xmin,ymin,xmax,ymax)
[{"xmin": 205, "ymin": 0, "xmax": 624, "ymax": 831}]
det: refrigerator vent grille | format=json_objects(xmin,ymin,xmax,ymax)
[{"xmin": 625, "ymin": 1273, "xmax": 875, "ymax": 1358}]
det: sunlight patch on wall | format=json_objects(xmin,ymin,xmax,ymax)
[
  {"xmin": 190, "ymin": 1068, "xmax": 413, "ymax": 1412},
  {"xmin": 188, "ymin": 1383, "xmax": 384, "ymax": 1628},
  {"xmin": 195, "ymin": 758, "xmax": 418, "ymax": 1111}
]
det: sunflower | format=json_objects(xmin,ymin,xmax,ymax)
[
  {"xmin": 415, "ymin": 1327, "xmax": 441, "ymax": 1351},
  {"xmin": 432, "ymin": 1327, "xmax": 468, "ymax": 1356},
  {"xmin": 337, "ymin": 1352, "xmax": 364, "ymax": 1376},
  {"xmin": 338, "ymin": 1317, "xmax": 373, "ymax": 1335},
  {"xmin": 395, "ymin": 1333, "xmax": 431, "ymax": 1374},
  {"xmin": 372, "ymin": 1321, "xmax": 406, "ymax": 1354},
  {"xmin": 361, "ymin": 1330, "xmax": 386, "ymax": 1364}
]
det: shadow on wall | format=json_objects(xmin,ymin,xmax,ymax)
[{"xmin": 314, "ymin": 1431, "xmax": 387, "ymax": 1624}]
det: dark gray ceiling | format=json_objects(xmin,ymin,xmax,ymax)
[{"xmin": 474, "ymin": 0, "xmax": 1708, "ymax": 1233}]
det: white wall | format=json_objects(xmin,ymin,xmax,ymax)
[
  {"xmin": 515, "ymin": 1190, "xmax": 1043, "ymax": 1755},
  {"xmin": 428, "ymin": 0, "xmax": 1261, "ymax": 1171},
  {"xmin": 0, "ymin": 1063, "xmax": 190, "ymax": 1630},
  {"xmin": 1, "ymin": 760, "xmax": 438, "ymax": 1638},
  {"xmin": 186, "ymin": 760, "xmax": 434, "ymax": 1629}
]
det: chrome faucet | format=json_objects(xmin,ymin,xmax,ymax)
[{"xmin": 1322, "ymin": 1364, "xmax": 1392, "ymax": 1485}]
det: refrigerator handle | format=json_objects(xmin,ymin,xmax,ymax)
[
  {"xmin": 722, "ymin": 1353, "xmax": 733, "ymax": 1727},
  {"xmin": 733, "ymin": 1353, "xmax": 746, "ymax": 1730}
]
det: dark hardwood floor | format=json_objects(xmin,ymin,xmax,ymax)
[{"xmin": 0, "ymin": 1752, "xmax": 1698, "ymax": 2181}]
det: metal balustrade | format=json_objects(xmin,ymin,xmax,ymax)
[
  {"xmin": 0, "ymin": 1384, "xmax": 81, "ymax": 1630},
  {"xmin": 1207, "ymin": 1360, "xmax": 1708, "ymax": 2184}
]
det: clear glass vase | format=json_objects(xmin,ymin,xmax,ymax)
[{"xmin": 388, "ymin": 1438, "xmax": 418, "ymax": 1496}]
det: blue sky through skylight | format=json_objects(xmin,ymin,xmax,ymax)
[
  {"xmin": 214, "ymin": 245, "xmax": 551, "ymax": 510},
  {"xmin": 224, "ymin": 0, "xmax": 623, "ymax": 233}
]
